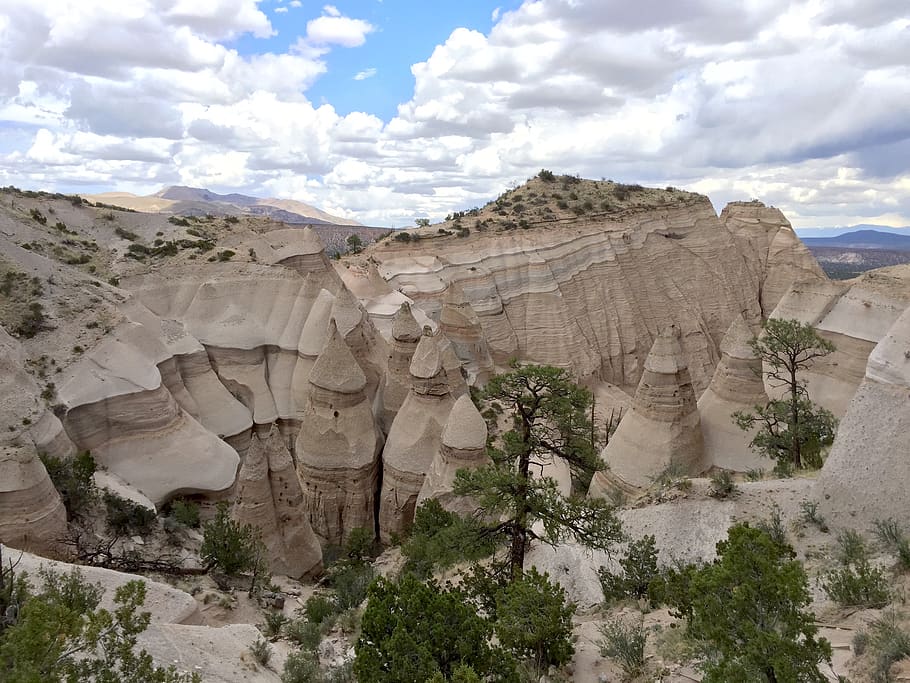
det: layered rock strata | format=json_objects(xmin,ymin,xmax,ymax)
[
  {"xmin": 0, "ymin": 444, "xmax": 67, "ymax": 555},
  {"xmin": 814, "ymin": 303, "xmax": 910, "ymax": 529},
  {"xmin": 767, "ymin": 265, "xmax": 910, "ymax": 417},
  {"xmin": 378, "ymin": 331, "xmax": 457, "ymax": 542},
  {"xmin": 378, "ymin": 303, "xmax": 422, "ymax": 432},
  {"xmin": 589, "ymin": 325, "xmax": 706, "ymax": 493},
  {"xmin": 417, "ymin": 393, "xmax": 490, "ymax": 516},
  {"xmin": 233, "ymin": 426, "xmax": 322, "ymax": 578},
  {"xmin": 439, "ymin": 282, "xmax": 494, "ymax": 385},
  {"xmin": 296, "ymin": 322, "xmax": 381, "ymax": 544},
  {"xmin": 373, "ymin": 198, "xmax": 824, "ymax": 392},
  {"xmin": 697, "ymin": 314, "xmax": 769, "ymax": 472}
]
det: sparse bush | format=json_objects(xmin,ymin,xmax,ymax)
[
  {"xmin": 201, "ymin": 501, "xmax": 267, "ymax": 578},
  {"xmin": 114, "ymin": 227, "xmax": 139, "ymax": 241},
  {"xmin": 285, "ymin": 618, "xmax": 322, "ymax": 650},
  {"xmin": 170, "ymin": 499, "xmax": 200, "ymax": 528},
  {"xmin": 756, "ymin": 504, "xmax": 788, "ymax": 547},
  {"xmin": 853, "ymin": 630, "xmax": 869, "ymax": 656},
  {"xmin": 103, "ymin": 491, "xmax": 156, "ymax": 537},
  {"xmin": 331, "ymin": 563, "xmax": 374, "ymax": 611},
  {"xmin": 874, "ymin": 518, "xmax": 910, "ymax": 571},
  {"xmin": 799, "ymin": 500, "xmax": 829, "ymax": 532},
  {"xmin": 745, "ymin": 468, "xmax": 764, "ymax": 481},
  {"xmin": 867, "ymin": 611, "xmax": 910, "ymax": 683},
  {"xmin": 598, "ymin": 616, "xmax": 647, "ymax": 680},
  {"xmin": 709, "ymin": 470, "xmax": 737, "ymax": 498},
  {"xmin": 282, "ymin": 650, "xmax": 321, "ymax": 683},
  {"xmin": 393, "ymin": 231, "xmax": 412, "ymax": 242},
  {"xmin": 168, "ymin": 216, "xmax": 190, "ymax": 227},
  {"xmin": 304, "ymin": 594, "xmax": 338, "ymax": 625},
  {"xmin": 263, "ymin": 611, "xmax": 288, "ymax": 639},
  {"xmin": 598, "ymin": 534, "xmax": 659, "ymax": 606},
  {"xmin": 250, "ymin": 637, "xmax": 271, "ymax": 666},
  {"xmin": 822, "ymin": 531, "xmax": 890, "ymax": 608},
  {"xmin": 40, "ymin": 450, "xmax": 97, "ymax": 518},
  {"xmin": 537, "ymin": 169, "xmax": 555, "ymax": 182},
  {"xmin": 16, "ymin": 302, "xmax": 47, "ymax": 338}
]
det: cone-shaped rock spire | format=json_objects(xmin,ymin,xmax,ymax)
[{"xmin": 589, "ymin": 325, "xmax": 706, "ymax": 494}]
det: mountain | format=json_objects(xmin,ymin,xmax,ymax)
[
  {"xmin": 83, "ymin": 185, "xmax": 361, "ymax": 227},
  {"xmin": 801, "ymin": 229, "xmax": 910, "ymax": 251},
  {"xmin": 795, "ymin": 223, "xmax": 910, "ymax": 238}
]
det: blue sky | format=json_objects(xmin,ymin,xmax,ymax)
[
  {"xmin": 235, "ymin": 1, "xmax": 523, "ymax": 121},
  {"xmin": 0, "ymin": 0, "xmax": 908, "ymax": 228}
]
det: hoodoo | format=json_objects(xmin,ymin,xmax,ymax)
[
  {"xmin": 378, "ymin": 302, "xmax": 422, "ymax": 432},
  {"xmin": 589, "ymin": 325, "xmax": 706, "ymax": 493},
  {"xmin": 378, "ymin": 330, "xmax": 457, "ymax": 542},
  {"xmin": 417, "ymin": 393, "xmax": 490, "ymax": 516},
  {"xmin": 233, "ymin": 426, "xmax": 322, "ymax": 578},
  {"xmin": 697, "ymin": 313, "xmax": 769, "ymax": 472},
  {"xmin": 295, "ymin": 321, "xmax": 381, "ymax": 544}
]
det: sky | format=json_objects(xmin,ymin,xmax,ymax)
[{"xmin": 0, "ymin": 1, "xmax": 908, "ymax": 229}]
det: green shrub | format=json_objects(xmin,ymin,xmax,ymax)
[
  {"xmin": 201, "ymin": 502, "xmax": 267, "ymax": 577},
  {"xmin": 103, "ymin": 491, "xmax": 156, "ymax": 536},
  {"xmin": 537, "ymin": 169, "xmax": 555, "ymax": 182},
  {"xmin": 114, "ymin": 227, "xmax": 139, "ymax": 241},
  {"xmin": 216, "ymin": 250, "xmax": 235, "ymax": 262},
  {"xmin": 170, "ymin": 499, "xmax": 200, "ymax": 528},
  {"xmin": 40, "ymin": 451, "xmax": 97, "ymax": 518},
  {"xmin": 285, "ymin": 619, "xmax": 322, "ymax": 650},
  {"xmin": 401, "ymin": 500, "xmax": 494, "ymax": 579},
  {"xmin": 250, "ymin": 637, "xmax": 271, "ymax": 666},
  {"xmin": 282, "ymin": 650, "xmax": 321, "ymax": 683},
  {"xmin": 799, "ymin": 500, "xmax": 829, "ymax": 532},
  {"xmin": 393, "ymin": 231, "xmax": 412, "ymax": 242},
  {"xmin": 598, "ymin": 534, "xmax": 659, "ymax": 605},
  {"xmin": 709, "ymin": 470, "xmax": 737, "ymax": 498},
  {"xmin": 822, "ymin": 559, "xmax": 890, "ymax": 608},
  {"xmin": 330, "ymin": 563, "xmax": 374, "ymax": 611},
  {"xmin": 304, "ymin": 594, "xmax": 338, "ymax": 625},
  {"xmin": 598, "ymin": 616, "xmax": 647, "ymax": 680},
  {"xmin": 874, "ymin": 518, "xmax": 910, "ymax": 571},
  {"xmin": 867, "ymin": 611, "xmax": 910, "ymax": 683},
  {"xmin": 263, "ymin": 611, "xmax": 288, "ymax": 639}
]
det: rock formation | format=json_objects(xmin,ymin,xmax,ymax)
[
  {"xmin": 697, "ymin": 313, "xmax": 769, "ymax": 472},
  {"xmin": 439, "ymin": 282, "xmax": 494, "ymax": 384},
  {"xmin": 378, "ymin": 331, "xmax": 457, "ymax": 542},
  {"xmin": 589, "ymin": 325, "xmax": 706, "ymax": 493},
  {"xmin": 378, "ymin": 302, "xmax": 422, "ymax": 432},
  {"xmin": 296, "ymin": 321, "xmax": 381, "ymax": 544},
  {"xmin": 417, "ymin": 393, "xmax": 490, "ymax": 515},
  {"xmin": 0, "ymin": 444, "xmax": 67, "ymax": 555},
  {"xmin": 233, "ymin": 426, "xmax": 322, "ymax": 578},
  {"xmin": 814, "ymin": 302, "xmax": 910, "ymax": 529},
  {"xmin": 767, "ymin": 265, "xmax": 910, "ymax": 417},
  {"xmin": 373, "ymin": 192, "xmax": 825, "ymax": 393}
]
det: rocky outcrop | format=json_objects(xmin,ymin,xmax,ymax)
[
  {"xmin": 378, "ymin": 303, "xmax": 422, "ymax": 432},
  {"xmin": 296, "ymin": 322, "xmax": 381, "ymax": 544},
  {"xmin": 697, "ymin": 314, "xmax": 768, "ymax": 472},
  {"xmin": 768, "ymin": 265, "xmax": 910, "ymax": 417},
  {"xmin": 233, "ymin": 426, "xmax": 322, "ymax": 578},
  {"xmin": 0, "ymin": 444, "xmax": 67, "ymax": 555},
  {"xmin": 373, "ymin": 196, "xmax": 825, "ymax": 392},
  {"xmin": 814, "ymin": 303, "xmax": 910, "ymax": 529},
  {"xmin": 439, "ymin": 283, "xmax": 494, "ymax": 385},
  {"xmin": 417, "ymin": 393, "xmax": 490, "ymax": 516},
  {"xmin": 378, "ymin": 331, "xmax": 457, "ymax": 542},
  {"xmin": 589, "ymin": 325, "xmax": 706, "ymax": 493},
  {"xmin": 720, "ymin": 201, "xmax": 826, "ymax": 317}
]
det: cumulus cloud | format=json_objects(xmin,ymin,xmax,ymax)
[{"xmin": 0, "ymin": 0, "xmax": 908, "ymax": 228}]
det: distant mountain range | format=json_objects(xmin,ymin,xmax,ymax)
[
  {"xmin": 801, "ymin": 229, "xmax": 910, "ymax": 252},
  {"xmin": 82, "ymin": 186, "xmax": 361, "ymax": 227},
  {"xmin": 795, "ymin": 223, "xmax": 910, "ymax": 239}
]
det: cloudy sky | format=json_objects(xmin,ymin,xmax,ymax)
[{"xmin": 0, "ymin": 0, "xmax": 908, "ymax": 229}]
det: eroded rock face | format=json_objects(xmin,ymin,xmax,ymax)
[
  {"xmin": 0, "ymin": 444, "xmax": 67, "ymax": 555},
  {"xmin": 589, "ymin": 325, "xmax": 706, "ymax": 493},
  {"xmin": 296, "ymin": 322, "xmax": 381, "ymax": 544},
  {"xmin": 233, "ymin": 426, "xmax": 322, "ymax": 578},
  {"xmin": 768, "ymin": 265, "xmax": 910, "ymax": 418},
  {"xmin": 814, "ymin": 303, "xmax": 910, "ymax": 529},
  {"xmin": 697, "ymin": 314, "xmax": 769, "ymax": 472},
  {"xmin": 374, "ymin": 198, "xmax": 825, "ymax": 392},
  {"xmin": 378, "ymin": 332, "xmax": 457, "ymax": 542},
  {"xmin": 378, "ymin": 302, "xmax": 421, "ymax": 433},
  {"xmin": 417, "ymin": 393, "xmax": 490, "ymax": 516},
  {"xmin": 439, "ymin": 283, "xmax": 494, "ymax": 385}
]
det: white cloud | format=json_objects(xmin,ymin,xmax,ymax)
[{"xmin": 0, "ymin": 0, "xmax": 908, "ymax": 228}]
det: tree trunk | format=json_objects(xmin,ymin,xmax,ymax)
[
  {"xmin": 789, "ymin": 365, "xmax": 801, "ymax": 469},
  {"xmin": 510, "ymin": 418, "xmax": 533, "ymax": 580}
]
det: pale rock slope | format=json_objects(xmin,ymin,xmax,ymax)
[
  {"xmin": 370, "ymin": 189, "xmax": 823, "ymax": 393},
  {"xmin": 589, "ymin": 325, "xmax": 706, "ymax": 493},
  {"xmin": 379, "ymin": 331, "xmax": 457, "ymax": 542},
  {"xmin": 296, "ymin": 321, "xmax": 381, "ymax": 544},
  {"xmin": 378, "ymin": 302, "xmax": 422, "ymax": 433},
  {"xmin": 767, "ymin": 265, "xmax": 910, "ymax": 418},
  {"xmin": 0, "ymin": 327, "xmax": 67, "ymax": 555},
  {"xmin": 233, "ymin": 426, "xmax": 322, "ymax": 578},
  {"xmin": 697, "ymin": 313, "xmax": 769, "ymax": 472},
  {"xmin": 439, "ymin": 282, "xmax": 494, "ymax": 385},
  {"xmin": 814, "ymin": 302, "xmax": 910, "ymax": 529},
  {"xmin": 417, "ymin": 393, "xmax": 491, "ymax": 516},
  {"xmin": 720, "ymin": 201, "xmax": 827, "ymax": 317}
]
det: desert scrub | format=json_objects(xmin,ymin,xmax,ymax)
[
  {"xmin": 598, "ymin": 616, "xmax": 647, "ymax": 680},
  {"xmin": 708, "ymin": 470, "xmax": 737, "ymax": 498},
  {"xmin": 821, "ymin": 531, "xmax": 890, "ymax": 608}
]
